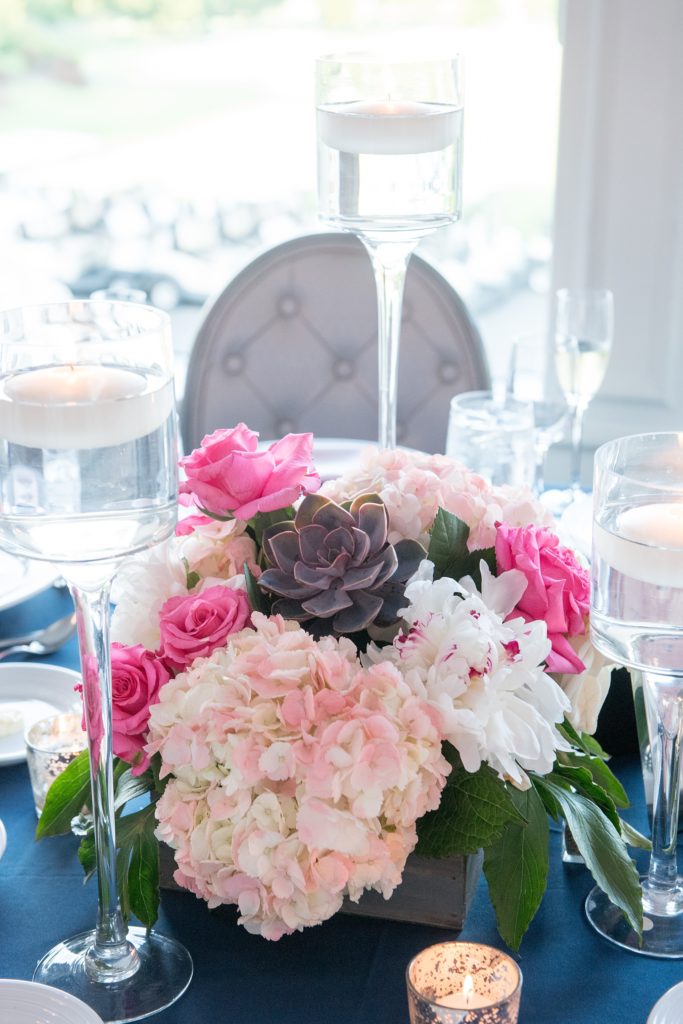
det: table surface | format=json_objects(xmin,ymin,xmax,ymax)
[{"xmin": 0, "ymin": 588, "xmax": 680, "ymax": 1024}]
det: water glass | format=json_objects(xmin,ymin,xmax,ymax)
[
  {"xmin": 25, "ymin": 712, "xmax": 86, "ymax": 817},
  {"xmin": 446, "ymin": 390, "xmax": 535, "ymax": 488}
]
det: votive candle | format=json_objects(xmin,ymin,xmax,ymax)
[{"xmin": 406, "ymin": 942, "xmax": 522, "ymax": 1024}]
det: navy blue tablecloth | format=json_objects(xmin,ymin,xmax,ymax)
[{"xmin": 0, "ymin": 589, "xmax": 680, "ymax": 1023}]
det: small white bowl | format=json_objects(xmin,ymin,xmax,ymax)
[
  {"xmin": 648, "ymin": 980, "xmax": 683, "ymax": 1024},
  {"xmin": 0, "ymin": 980, "xmax": 104, "ymax": 1024},
  {"xmin": 0, "ymin": 662, "xmax": 81, "ymax": 767}
]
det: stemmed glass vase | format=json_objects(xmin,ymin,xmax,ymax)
[
  {"xmin": 316, "ymin": 54, "xmax": 464, "ymax": 449},
  {"xmin": 590, "ymin": 432, "xmax": 683, "ymax": 957},
  {"xmin": 0, "ymin": 301, "xmax": 193, "ymax": 1019},
  {"xmin": 554, "ymin": 287, "xmax": 613, "ymax": 500}
]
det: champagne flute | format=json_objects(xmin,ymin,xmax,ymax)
[
  {"xmin": 506, "ymin": 332, "xmax": 567, "ymax": 496},
  {"xmin": 316, "ymin": 54, "xmax": 463, "ymax": 449},
  {"xmin": 0, "ymin": 301, "xmax": 192, "ymax": 1021},
  {"xmin": 554, "ymin": 287, "xmax": 613, "ymax": 500},
  {"xmin": 589, "ymin": 433, "xmax": 683, "ymax": 957}
]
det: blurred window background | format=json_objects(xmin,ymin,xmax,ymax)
[{"xmin": 0, "ymin": 0, "xmax": 561, "ymax": 397}]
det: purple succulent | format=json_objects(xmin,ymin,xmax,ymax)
[{"xmin": 258, "ymin": 493, "xmax": 424, "ymax": 634}]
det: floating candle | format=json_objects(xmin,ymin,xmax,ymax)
[
  {"xmin": 317, "ymin": 100, "xmax": 461, "ymax": 155},
  {"xmin": 0, "ymin": 364, "xmax": 173, "ymax": 450},
  {"xmin": 594, "ymin": 502, "xmax": 683, "ymax": 589}
]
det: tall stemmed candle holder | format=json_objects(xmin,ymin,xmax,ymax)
[
  {"xmin": 316, "ymin": 54, "xmax": 464, "ymax": 449},
  {"xmin": 590, "ymin": 432, "xmax": 683, "ymax": 957},
  {"xmin": 0, "ymin": 301, "xmax": 192, "ymax": 1020}
]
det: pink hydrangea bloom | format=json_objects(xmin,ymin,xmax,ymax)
[
  {"xmin": 179, "ymin": 423, "xmax": 320, "ymax": 521},
  {"xmin": 158, "ymin": 584, "xmax": 251, "ymax": 671},
  {"xmin": 148, "ymin": 613, "xmax": 449, "ymax": 939},
  {"xmin": 495, "ymin": 523, "xmax": 590, "ymax": 674},
  {"xmin": 322, "ymin": 447, "xmax": 550, "ymax": 549}
]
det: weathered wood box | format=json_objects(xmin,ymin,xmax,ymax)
[{"xmin": 160, "ymin": 844, "xmax": 483, "ymax": 931}]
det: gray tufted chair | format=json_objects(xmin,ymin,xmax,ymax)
[{"xmin": 181, "ymin": 232, "xmax": 490, "ymax": 454}]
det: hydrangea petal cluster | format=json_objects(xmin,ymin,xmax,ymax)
[
  {"xmin": 321, "ymin": 447, "xmax": 551, "ymax": 550},
  {"xmin": 147, "ymin": 613, "xmax": 449, "ymax": 939},
  {"xmin": 372, "ymin": 559, "xmax": 570, "ymax": 787}
]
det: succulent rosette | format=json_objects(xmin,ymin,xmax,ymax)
[
  {"xmin": 258, "ymin": 493, "xmax": 424, "ymax": 634},
  {"xmin": 44, "ymin": 423, "xmax": 643, "ymax": 953}
]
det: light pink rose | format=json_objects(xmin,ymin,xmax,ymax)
[
  {"xmin": 495, "ymin": 523, "xmax": 590, "ymax": 674},
  {"xmin": 110, "ymin": 642, "xmax": 170, "ymax": 775},
  {"xmin": 158, "ymin": 584, "xmax": 250, "ymax": 670},
  {"xmin": 179, "ymin": 423, "xmax": 320, "ymax": 520}
]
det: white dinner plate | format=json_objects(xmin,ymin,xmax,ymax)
[
  {"xmin": 0, "ymin": 980, "xmax": 103, "ymax": 1024},
  {"xmin": 0, "ymin": 551, "xmax": 56, "ymax": 613},
  {"xmin": 0, "ymin": 663, "xmax": 81, "ymax": 767},
  {"xmin": 648, "ymin": 981, "xmax": 683, "ymax": 1024}
]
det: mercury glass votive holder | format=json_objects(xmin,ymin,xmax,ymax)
[
  {"xmin": 406, "ymin": 942, "xmax": 522, "ymax": 1024},
  {"xmin": 25, "ymin": 712, "xmax": 86, "ymax": 817}
]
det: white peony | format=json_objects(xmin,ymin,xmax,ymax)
[
  {"xmin": 370, "ymin": 559, "xmax": 571, "ymax": 787},
  {"xmin": 557, "ymin": 634, "xmax": 615, "ymax": 735}
]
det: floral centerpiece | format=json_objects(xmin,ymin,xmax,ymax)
[{"xmin": 38, "ymin": 425, "xmax": 646, "ymax": 949}]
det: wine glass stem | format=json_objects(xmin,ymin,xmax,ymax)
[
  {"xmin": 569, "ymin": 401, "xmax": 586, "ymax": 494},
  {"xmin": 70, "ymin": 565, "xmax": 140, "ymax": 983},
  {"xmin": 362, "ymin": 239, "xmax": 415, "ymax": 450},
  {"xmin": 643, "ymin": 672, "xmax": 683, "ymax": 913}
]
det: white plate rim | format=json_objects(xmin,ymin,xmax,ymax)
[
  {"xmin": 0, "ymin": 551, "xmax": 56, "ymax": 613},
  {"xmin": 0, "ymin": 979, "xmax": 104, "ymax": 1024},
  {"xmin": 647, "ymin": 980, "xmax": 683, "ymax": 1024},
  {"xmin": 0, "ymin": 662, "xmax": 82, "ymax": 767}
]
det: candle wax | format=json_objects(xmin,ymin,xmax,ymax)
[
  {"xmin": 317, "ymin": 100, "xmax": 461, "ymax": 155},
  {"xmin": 594, "ymin": 502, "xmax": 683, "ymax": 589}
]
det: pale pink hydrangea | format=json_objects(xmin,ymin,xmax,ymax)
[
  {"xmin": 368, "ymin": 559, "xmax": 570, "ymax": 787},
  {"xmin": 147, "ymin": 613, "xmax": 449, "ymax": 939},
  {"xmin": 321, "ymin": 447, "xmax": 551, "ymax": 550}
]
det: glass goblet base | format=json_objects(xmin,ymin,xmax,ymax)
[
  {"xmin": 586, "ymin": 881, "xmax": 683, "ymax": 959},
  {"xmin": 33, "ymin": 926, "xmax": 193, "ymax": 1023}
]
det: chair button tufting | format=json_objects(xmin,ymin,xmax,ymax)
[
  {"xmin": 277, "ymin": 294, "xmax": 299, "ymax": 318},
  {"xmin": 223, "ymin": 353, "xmax": 244, "ymax": 375},
  {"xmin": 276, "ymin": 418, "xmax": 296, "ymax": 435},
  {"xmin": 333, "ymin": 358, "xmax": 354, "ymax": 380},
  {"xmin": 438, "ymin": 361, "xmax": 459, "ymax": 384}
]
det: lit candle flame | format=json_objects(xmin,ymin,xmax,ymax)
[{"xmin": 462, "ymin": 973, "xmax": 474, "ymax": 1007}]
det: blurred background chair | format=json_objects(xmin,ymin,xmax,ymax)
[{"xmin": 181, "ymin": 232, "xmax": 489, "ymax": 454}]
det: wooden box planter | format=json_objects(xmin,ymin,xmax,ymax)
[{"xmin": 160, "ymin": 844, "xmax": 483, "ymax": 931}]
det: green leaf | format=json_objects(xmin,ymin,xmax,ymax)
[
  {"xmin": 181, "ymin": 557, "xmax": 201, "ymax": 592},
  {"xmin": 78, "ymin": 831, "xmax": 96, "ymax": 883},
  {"xmin": 251, "ymin": 506, "xmax": 295, "ymax": 546},
  {"xmin": 427, "ymin": 508, "xmax": 496, "ymax": 588},
  {"xmin": 534, "ymin": 776, "xmax": 642, "ymax": 937},
  {"xmin": 551, "ymin": 765, "xmax": 621, "ymax": 831},
  {"xmin": 417, "ymin": 746, "xmax": 525, "ymax": 856},
  {"xmin": 483, "ymin": 785, "xmax": 549, "ymax": 950},
  {"xmin": 36, "ymin": 748, "xmax": 91, "ymax": 839},
  {"xmin": 558, "ymin": 719, "xmax": 610, "ymax": 760},
  {"xmin": 620, "ymin": 819, "xmax": 652, "ymax": 851},
  {"xmin": 244, "ymin": 562, "xmax": 271, "ymax": 615},
  {"xmin": 558, "ymin": 750, "xmax": 629, "ymax": 809},
  {"xmin": 116, "ymin": 804, "xmax": 160, "ymax": 929},
  {"xmin": 114, "ymin": 767, "xmax": 154, "ymax": 812}
]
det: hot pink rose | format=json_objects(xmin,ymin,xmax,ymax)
[
  {"xmin": 495, "ymin": 523, "xmax": 590, "ymax": 674},
  {"xmin": 111, "ymin": 643, "xmax": 170, "ymax": 775},
  {"xmin": 158, "ymin": 584, "xmax": 250, "ymax": 670},
  {"xmin": 179, "ymin": 423, "xmax": 320, "ymax": 520}
]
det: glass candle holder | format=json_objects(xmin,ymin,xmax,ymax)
[
  {"xmin": 25, "ymin": 712, "xmax": 87, "ymax": 817},
  {"xmin": 406, "ymin": 942, "xmax": 522, "ymax": 1024}
]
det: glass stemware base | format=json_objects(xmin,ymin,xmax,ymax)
[
  {"xmin": 586, "ymin": 881, "xmax": 683, "ymax": 959},
  {"xmin": 33, "ymin": 927, "xmax": 193, "ymax": 1023}
]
